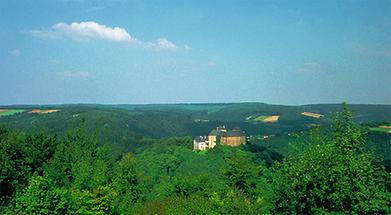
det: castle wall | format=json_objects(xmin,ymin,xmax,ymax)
[
  {"xmin": 221, "ymin": 136, "xmax": 246, "ymax": 147},
  {"xmin": 193, "ymin": 139, "xmax": 208, "ymax": 150},
  {"xmin": 208, "ymin": 135, "xmax": 217, "ymax": 148},
  {"xmin": 205, "ymin": 127, "xmax": 246, "ymax": 149}
]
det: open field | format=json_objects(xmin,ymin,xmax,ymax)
[
  {"xmin": 246, "ymin": 115, "xmax": 267, "ymax": 121},
  {"xmin": 0, "ymin": 103, "xmax": 390, "ymax": 139},
  {"xmin": 0, "ymin": 109, "xmax": 26, "ymax": 116},
  {"xmin": 254, "ymin": 116, "xmax": 269, "ymax": 121},
  {"xmin": 262, "ymin": 115, "xmax": 280, "ymax": 123},
  {"xmin": 301, "ymin": 112, "xmax": 324, "ymax": 118},
  {"xmin": 28, "ymin": 109, "xmax": 60, "ymax": 114},
  {"xmin": 246, "ymin": 115, "xmax": 279, "ymax": 123},
  {"xmin": 370, "ymin": 125, "xmax": 391, "ymax": 133}
]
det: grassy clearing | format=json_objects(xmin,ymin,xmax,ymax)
[
  {"xmin": 245, "ymin": 115, "xmax": 256, "ymax": 121},
  {"xmin": 262, "ymin": 115, "xmax": 280, "ymax": 123},
  {"xmin": 246, "ymin": 115, "xmax": 280, "ymax": 123},
  {"xmin": 0, "ymin": 109, "xmax": 26, "ymax": 116},
  {"xmin": 254, "ymin": 116, "xmax": 269, "ymax": 121},
  {"xmin": 370, "ymin": 126, "xmax": 391, "ymax": 133},
  {"xmin": 246, "ymin": 115, "xmax": 265, "ymax": 121},
  {"xmin": 301, "ymin": 112, "xmax": 324, "ymax": 119}
]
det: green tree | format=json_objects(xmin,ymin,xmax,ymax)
[
  {"xmin": 222, "ymin": 150, "xmax": 259, "ymax": 196},
  {"xmin": 331, "ymin": 102, "xmax": 365, "ymax": 154},
  {"xmin": 271, "ymin": 103, "xmax": 391, "ymax": 214},
  {"xmin": 7, "ymin": 124, "xmax": 116, "ymax": 215},
  {"xmin": 10, "ymin": 175, "xmax": 70, "ymax": 214},
  {"xmin": 45, "ymin": 123, "xmax": 97, "ymax": 188},
  {"xmin": 112, "ymin": 153, "xmax": 142, "ymax": 214},
  {"xmin": 10, "ymin": 175, "xmax": 116, "ymax": 215},
  {"xmin": 132, "ymin": 194, "xmax": 216, "ymax": 215},
  {"xmin": 0, "ymin": 128, "xmax": 56, "ymax": 206},
  {"xmin": 212, "ymin": 188, "xmax": 254, "ymax": 215}
]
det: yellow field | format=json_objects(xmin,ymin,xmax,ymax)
[
  {"xmin": 28, "ymin": 109, "xmax": 60, "ymax": 114},
  {"xmin": 41, "ymin": 109, "xmax": 60, "ymax": 114},
  {"xmin": 262, "ymin": 115, "xmax": 280, "ymax": 123},
  {"xmin": 301, "ymin": 112, "xmax": 324, "ymax": 119}
]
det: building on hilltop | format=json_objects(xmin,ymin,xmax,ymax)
[
  {"xmin": 208, "ymin": 125, "xmax": 227, "ymax": 148},
  {"xmin": 220, "ymin": 128, "xmax": 246, "ymax": 147},
  {"xmin": 193, "ymin": 125, "xmax": 246, "ymax": 150},
  {"xmin": 193, "ymin": 136, "xmax": 208, "ymax": 151}
]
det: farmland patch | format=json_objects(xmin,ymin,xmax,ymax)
[
  {"xmin": 301, "ymin": 112, "xmax": 324, "ymax": 119},
  {"xmin": 262, "ymin": 115, "xmax": 280, "ymax": 123},
  {"xmin": 370, "ymin": 125, "xmax": 391, "ymax": 133},
  {"xmin": 0, "ymin": 109, "xmax": 27, "ymax": 116},
  {"xmin": 246, "ymin": 114, "xmax": 280, "ymax": 123},
  {"xmin": 28, "ymin": 109, "xmax": 61, "ymax": 114}
]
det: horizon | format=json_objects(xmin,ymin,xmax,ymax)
[
  {"xmin": 1, "ymin": 101, "xmax": 391, "ymax": 108},
  {"xmin": 1, "ymin": 0, "xmax": 390, "ymax": 105}
]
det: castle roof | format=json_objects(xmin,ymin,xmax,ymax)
[
  {"xmin": 209, "ymin": 129, "xmax": 223, "ymax": 136},
  {"xmin": 194, "ymin": 136, "xmax": 207, "ymax": 142},
  {"xmin": 224, "ymin": 130, "xmax": 245, "ymax": 137},
  {"xmin": 209, "ymin": 127, "xmax": 245, "ymax": 137},
  {"xmin": 209, "ymin": 125, "xmax": 227, "ymax": 136}
]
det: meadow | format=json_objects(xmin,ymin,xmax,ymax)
[
  {"xmin": 0, "ymin": 109, "xmax": 26, "ymax": 116},
  {"xmin": 370, "ymin": 125, "xmax": 391, "ymax": 133}
]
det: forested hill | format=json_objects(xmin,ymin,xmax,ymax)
[
  {"xmin": 0, "ymin": 104, "xmax": 390, "ymax": 214},
  {"xmin": 0, "ymin": 103, "xmax": 390, "ymax": 135},
  {"xmin": 0, "ymin": 102, "xmax": 389, "ymax": 154}
]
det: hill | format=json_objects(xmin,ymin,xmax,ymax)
[
  {"xmin": 1, "ymin": 103, "xmax": 389, "ymax": 136},
  {"xmin": 0, "ymin": 102, "xmax": 389, "ymax": 160},
  {"xmin": 1, "ymin": 103, "xmax": 389, "ymax": 214}
]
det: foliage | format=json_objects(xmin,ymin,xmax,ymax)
[
  {"xmin": 0, "ymin": 128, "xmax": 56, "ymax": 206},
  {"xmin": 111, "ymin": 153, "xmax": 141, "ymax": 214},
  {"xmin": 270, "ymin": 104, "xmax": 391, "ymax": 214},
  {"xmin": 331, "ymin": 102, "xmax": 365, "ymax": 154},
  {"xmin": 0, "ymin": 103, "xmax": 390, "ymax": 214},
  {"xmin": 222, "ymin": 150, "xmax": 258, "ymax": 196}
]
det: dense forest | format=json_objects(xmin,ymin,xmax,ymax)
[{"xmin": 0, "ymin": 104, "xmax": 390, "ymax": 214}]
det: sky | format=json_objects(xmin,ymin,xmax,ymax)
[{"xmin": 0, "ymin": 0, "xmax": 390, "ymax": 105}]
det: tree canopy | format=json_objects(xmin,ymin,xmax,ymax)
[{"xmin": 0, "ymin": 103, "xmax": 389, "ymax": 214}]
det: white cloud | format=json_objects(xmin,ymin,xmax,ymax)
[
  {"xmin": 52, "ymin": 22, "xmax": 135, "ymax": 42},
  {"xmin": 155, "ymin": 38, "xmax": 177, "ymax": 50},
  {"xmin": 297, "ymin": 62, "xmax": 321, "ymax": 74},
  {"xmin": 144, "ymin": 38, "xmax": 190, "ymax": 51},
  {"xmin": 61, "ymin": 71, "xmax": 90, "ymax": 78},
  {"xmin": 9, "ymin": 49, "xmax": 21, "ymax": 57},
  {"xmin": 27, "ymin": 21, "xmax": 190, "ymax": 51}
]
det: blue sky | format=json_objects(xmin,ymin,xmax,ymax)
[{"xmin": 0, "ymin": 0, "xmax": 390, "ymax": 105}]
